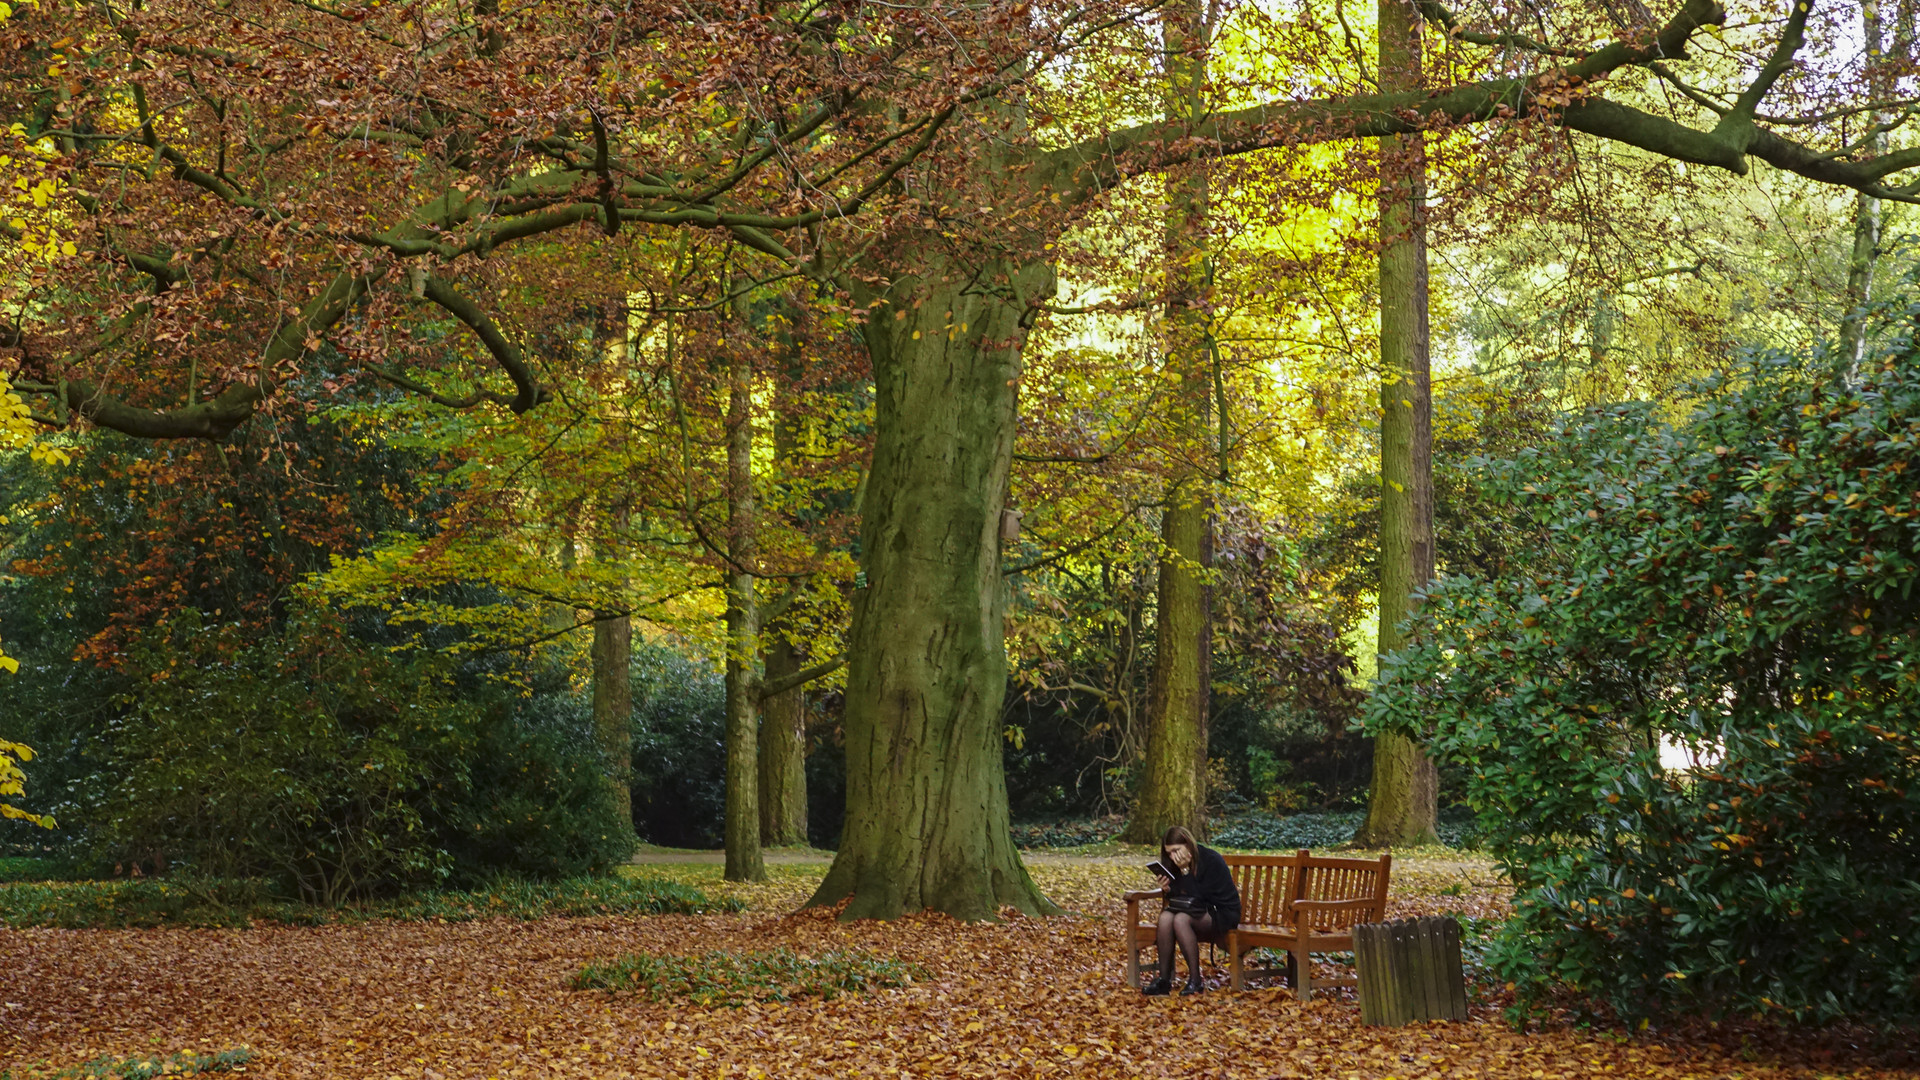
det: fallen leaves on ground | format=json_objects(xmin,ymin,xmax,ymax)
[{"xmin": 6, "ymin": 856, "xmax": 1909, "ymax": 1079}]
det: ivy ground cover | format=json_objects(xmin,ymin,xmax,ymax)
[{"xmin": 5, "ymin": 858, "xmax": 1912, "ymax": 1079}]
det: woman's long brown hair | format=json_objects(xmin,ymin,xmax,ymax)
[{"xmin": 1160, "ymin": 825, "xmax": 1197, "ymax": 877}]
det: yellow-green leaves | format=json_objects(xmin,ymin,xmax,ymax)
[{"xmin": 1, "ymin": 738, "xmax": 54, "ymax": 828}]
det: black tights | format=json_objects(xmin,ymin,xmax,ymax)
[{"xmin": 1155, "ymin": 910, "xmax": 1222, "ymax": 983}]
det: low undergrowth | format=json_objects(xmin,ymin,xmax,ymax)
[
  {"xmin": 24, "ymin": 1048, "xmax": 253, "ymax": 1080},
  {"xmin": 1008, "ymin": 816, "xmax": 1125, "ymax": 849},
  {"xmin": 0, "ymin": 874, "xmax": 735, "ymax": 929},
  {"xmin": 1010, "ymin": 808, "xmax": 1480, "ymax": 853},
  {"xmin": 570, "ymin": 947, "xmax": 921, "ymax": 1007}
]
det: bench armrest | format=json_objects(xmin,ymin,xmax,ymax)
[{"xmin": 1122, "ymin": 888, "xmax": 1167, "ymax": 903}]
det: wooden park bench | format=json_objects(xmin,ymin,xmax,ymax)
[{"xmin": 1124, "ymin": 849, "xmax": 1392, "ymax": 999}]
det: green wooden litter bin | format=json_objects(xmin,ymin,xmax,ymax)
[{"xmin": 1354, "ymin": 916, "xmax": 1470, "ymax": 1025}]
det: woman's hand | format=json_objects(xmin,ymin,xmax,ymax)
[
  {"xmin": 1170, "ymin": 844, "xmax": 1193, "ymax": 871},
  {"xmin": 1154, "ymin": 873, "xmax": 1172, "ymax": 890}
]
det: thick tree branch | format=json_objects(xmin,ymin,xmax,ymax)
[
  {"xmin": 10, "ymin": 269, "xmax": 374, "ymax": 439},
  {"xmin": 1712, "ymin": 0, "xmax": 1813, "ymax": 149},
  {"xmin": 419, "ymin": 275, "xmax": 548, "ymax": 413},
  {"xmin": 1049, "ymin": 0, "xmax": 1724, "ymax": 200},
  {"xmin": 1560, "ymin": 96, "xmax": 1747, "ymax": 172},
  {"xmin": 1745, "ymin": 128, "xmax": 1920, "ymax": 198},
  {"xmin": 1052, "ymin": 0, "xmax": 1728, "ymax": 197},
  {"xmin": 1044, "ymin": 0, "xmax": 1920, "ymax": 204},
  {"xmin": 757, "ymin": 653, "xmax": 847, "ymax": 701}
]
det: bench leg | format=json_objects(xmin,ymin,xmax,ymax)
[
  {"xmin": 1229, "ymin": 934, "xmax": 1244, "ymax": 992},
  {"xmin": 1126, "ymin": 935, "xmax": 1140, "ymax": 989},
  {"xmin": 1292, "ymin": 947, "xmax": 1311, "ymax": 1001}
]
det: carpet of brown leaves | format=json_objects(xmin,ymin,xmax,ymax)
[{"xmin": 6, "ymin": 856, "xmax": 1913, "ymax": 1079}]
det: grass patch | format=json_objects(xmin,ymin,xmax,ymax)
[
  {"xmin": 0, "ymin": 874, "xmax": 738, "ymax": 929},
  {"xmin": 618, "ymin": 863, "xmax": 824, "ymax": 913},
  {"xmin": 43, "ymin": 1047, "xmax": 252, "ymax": 1079},
  {"xmin": 380, "ymin": 875, "xmax": 740, "ymax": 921},
  {"xmin": 571, "ymin": 947, "xmax": 920, "ymax": 1007}
]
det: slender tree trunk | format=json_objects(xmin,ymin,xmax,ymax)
[
  {"xmin": 759, "ymin": 621, "xmax": 809, "ymax": 847},
  {"xmin": 758, "ymin": 309, "xmax": 810, "ymax": 848},
  {"xmin": 592, "ymin": 502, "xmax": 634, "ymax": 834},
  {"xmin": 1357, "ymin": 0, "xmax": 1440, "ymax": 849},
  {"xmin": 805, "ymin": 253, "xmax": 1060, "ymax": 921},
  {"xmin": 724, "ymin": 330, "xmax": 764, "ymax": 882},
  {"xmin": 1841, "ymin": 0, "xmax": 1888, "ymax": 370},
  {"xmin": 1122, "ymin": 0, "xmax": 1215, "ymax": 846},
  {"xmin": 1126, "ymin": 491, "xmax": 1212, "ymax": 841}
]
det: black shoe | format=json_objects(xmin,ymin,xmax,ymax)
[
  {"xmin": 1142, "ymin": 975, "xmax": 1172, "ymax": 996},
  {"xmin": 1182, "ymin": 977, "xmax": 1207, "ymax": 996}
]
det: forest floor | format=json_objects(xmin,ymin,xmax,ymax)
[{"xmin": 6, "ymin": 856, "xmax": 1915, "ymax": 1080}]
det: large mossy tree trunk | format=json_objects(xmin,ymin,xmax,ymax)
[
  {"xmin": 1122, "ymin": 0, "xmax": 1215, "ymax": 847},
  {"xmin": 804, "ymin": 250, "xmax": 1060, "ymax": 921},
  {"xmin": 1356, "ymin": 0, "xmax": 1440, "ymax": 849},
  {"xmin": 723, "ymin": 336, "xmax": 765, "ymax": 882}
]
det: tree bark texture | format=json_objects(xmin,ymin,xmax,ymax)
[
  {"xmin": 805, "ymin": 255, "xmax": 1060, "ymax": 921},
  {"xmin": 758, "ymin": 315, "xmax": 810, "ymax": 848},
  {"xmin": 1126, "ymin": 490, "xmax": 1213, "ymax": 841},
  {"xmin": 724, "ymin": 337, "xmax": 765, "ymax": 882},
  {"xmin": 1358, "ymin": 0, "xmax": 1440, "ymax": 849},
  {"xmin": 759, "ymin": 624, "xmax": 809, "ymax": 847},
  {"xmin": 592, "ymin": 604, "xmax": 634, "ymax": 834},
  {"xmin": 1123, "ymin": 0, "xmax": 1215, "ymax": 847}
]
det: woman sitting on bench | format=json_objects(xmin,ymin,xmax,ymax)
[{"xmin": 1144, "ymin": 825, "xmax": 1242, "ymax": 996}]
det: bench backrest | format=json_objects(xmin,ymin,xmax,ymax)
[
  {"xmin": 1222, "ymin": 853, "xmax": 1304, "ymax": 927},
  {"xmin": 1224, "ymin": 849, "xmax": 1392, "ymax": 930},
  {"xmin": 1296, "ymin": 851, "xmax": 1392, "ymax": 930}
]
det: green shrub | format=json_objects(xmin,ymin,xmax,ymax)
[
  {"xmin": 1008, "ymin": 817, "xmax": 1122, "ymax": 849},
  {"xmin": 429, "ymin": 671, "xmax": 638, "ymax": 885},
  {"xmin": 1367, "ymin": 343, "xmax": 1920, "ymax": 1025},
  {"xmin": 49, "ymin": 1048, "xmax": 253, "ymax": 1079},
  {"xmin": 0, "ymin": 873, "xmax": 735, "ymax": 928},
  {"xmin": 92, "ymin": 611, "xmax": 472, "ymax": 903},
  {"xmin": 571, "ymin": 947, "xmax": 919, "ymax": 1006},
  {"xmin": 629, "ymin": 645, "xmax": 727, "ymax": 848},
  {"xmin": 1211, "ymin": 811, "xmax": 1363, "ymax": 850},
  {"xmin": 0, "ymin": 856, "xmax": 62, "ymax": 882}
]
